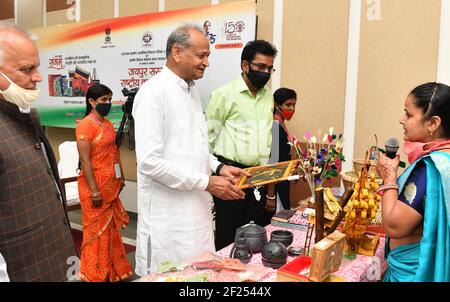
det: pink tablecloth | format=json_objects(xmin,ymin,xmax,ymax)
[{"xmin": 217, "ymin": 224, "xmax": 387, "ymax": 282}]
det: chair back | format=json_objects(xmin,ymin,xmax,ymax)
[{"xmin": 58, "ymin": 141, "xmax": 80, "ymax": 204}]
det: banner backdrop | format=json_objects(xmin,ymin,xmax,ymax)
[{"xmin": 30, "ymin": 0, "xmax": 256, "ymax": 128}]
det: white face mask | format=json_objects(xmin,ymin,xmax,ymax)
[{"xmin": 0, "ymin": 71, "xmax": 40, "ymax": 110}]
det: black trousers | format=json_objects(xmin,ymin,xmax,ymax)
[
  {"xmin": 275, "ymin": 181, "xmax": 291, "ymax": 210},
  {"xmin": 213, "ymin": 155, "xmax": 272, "ymax": 251}
]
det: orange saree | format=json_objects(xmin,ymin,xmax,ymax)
[{"xmin": 76, "ymin": 114, "xmax": 132, "ymax": 282}]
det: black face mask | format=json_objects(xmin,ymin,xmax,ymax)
[
  {"xmin": 246, "ymin": 67, "xmax": 271, "ymax": 90},
  {"xmin": 95, "ymin": 103, "xmax": 112, "ymax": 117}
]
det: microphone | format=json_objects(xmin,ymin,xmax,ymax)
[{"xmin": 384, "ymin": 138, "xmax": 399, "ymax": 159}]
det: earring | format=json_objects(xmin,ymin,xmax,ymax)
[{"xmin": 429, "ymin": 131, "xmax": 434, "ymax": 137}]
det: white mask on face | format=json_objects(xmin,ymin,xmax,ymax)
[{"xmin": 0, "ymin": 71, "xmax": 40, "ymax": 110}]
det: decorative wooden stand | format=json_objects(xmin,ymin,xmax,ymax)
[
  {"xmin": 344, "ymin": 233, "xmax": 380, "ymax": 256},
  {"xmin": 303, "ymin": 187, "xmax": 354, "ymax": 255},
  {"xmin": 314, "ymin": 187, "xmax": 354, "ymax": 241},
  {"xmin": 315, "ymin": 187, "xmax": 325, "ymax": 243},
  {"xmin": 303, "ymin": 223, "xmax": 315, "ymax": 256}
]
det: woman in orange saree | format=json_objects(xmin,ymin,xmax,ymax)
[{"xmin": 76, "ymin": 84, "xmax": 132, "ymax": 282}]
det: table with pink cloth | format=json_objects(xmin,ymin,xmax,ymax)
[{"xmin": 217, "ymin": 223, "xmax": 387, "ymax": 282}]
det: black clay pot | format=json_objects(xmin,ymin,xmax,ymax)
[
  {"xmin": 270, "ymin": 230, "xmax": 294, "ymax": 248},
  {"xmin": 229, "ymin": 233, "xmax": 253, "ymax": 264},
  {"xmin": 234, "ymin": 221, "xmax": 267, "ymax": 253},
  {"xmin": 261, "ymin": 240, "xmax": 288, "ymax": 269}
]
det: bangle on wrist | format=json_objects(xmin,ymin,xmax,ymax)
[
  {"xmin": 376, "ymin": 184, "xmax": 399, "ymax": 196},
  {"xmin": 266, "ymin": 195, "xmax": 276, "ymax": 200},
  {"xmin": 215, "ymin": 163, "xmax": 224, "ymax": 175}
]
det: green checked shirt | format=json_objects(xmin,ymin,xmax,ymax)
[{"xmin": 206, "ymin": 75, "xmax": 274, "ymax": 167}]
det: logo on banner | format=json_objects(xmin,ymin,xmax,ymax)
[
  {"xmin": 223, "ymin": 21, "xmax": 245, "ymax": 41},
  {"xmin": 214, "ymin": 20, "xmax": 246, "ymax": 49},
  {"xmin": 203, "ymin": 21, "xmax": 216, "ymax": 44},
  {"xmin": 101, "ymin": 27, "xmax": 115, "ymax": 49},
  {"xmin": 48, "ymin": 55, "xmax": 65, "ymax": 70},
  {"xmin": 104, "ymin": 27, "xmax": 112, "ymax": 44},
  {"xmin": 142, "ymin": 31, "xmax": 153, "ymax": 47}
]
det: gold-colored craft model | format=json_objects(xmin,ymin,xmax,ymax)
[
  {"xmin": 342, "ymin": 137, "xmax": 382, "ymax": 256},
  {"xmin": 237, "ymin": 160, "xmax": 298, "ymax": 189}
]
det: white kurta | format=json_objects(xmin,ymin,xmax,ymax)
[
  {"xmin": 0, "ymin": 251, "xmax": 9, "ymax": 282},
  {"xmin": 132, "ymin": 66, "xmax": 220, "ymax": 276}
]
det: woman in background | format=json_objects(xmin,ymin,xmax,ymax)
[
  {"xmin": 76, "ymin": 83, "xmax": 132, "ymax": 282},
  {"xmin": 267, "ymin": 88, "xmax": 298, "ymax": 212},
  {"xmin": 376, "ymin": 82, "xmax": 450, "ymax": 281}
]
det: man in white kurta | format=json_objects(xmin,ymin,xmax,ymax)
[
  {"xmin": 0, "ymin": 252, "xmax": 9, "ymax": 282},
  {"xmin": 132, "ymin": 25, "xmax": 247, "ymax": 276}
]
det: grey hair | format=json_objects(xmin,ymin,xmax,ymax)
[
  {"xmin": 166, "ymin": 23, "xmax": 206, "ymax": 59},
  {"xmin": 0, "ymin": 21, "xmax": 32, "ymax": 67}
]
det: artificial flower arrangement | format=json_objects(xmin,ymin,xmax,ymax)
[{"xmin": 288, "ymin": 127, "xmax": 345, "ymax": 199}]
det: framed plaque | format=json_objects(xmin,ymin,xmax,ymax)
[{"xmin": 237, "ymin": 160, "xmax": 298, "ymax": 189}]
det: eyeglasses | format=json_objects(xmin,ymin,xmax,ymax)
[{"xmin": 249, "ymin": 62, "xmax": 276, "ymax": 74}]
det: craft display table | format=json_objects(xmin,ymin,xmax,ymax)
[
  {"xmin": 217, "ymin": 223, "xmax": 387, "ymax": 282},
  {"xmin": 137, "ymin": 211, "xmax": 387, "ymax": 282}
]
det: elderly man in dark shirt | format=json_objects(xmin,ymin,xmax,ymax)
[{"xmin": 0, "ymin": 21, "xmax": 77, "ymax": 282}]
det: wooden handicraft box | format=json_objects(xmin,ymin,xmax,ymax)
[{"xmin": 309, "ymin": 231, "xmax": 346, "ymax": 282}]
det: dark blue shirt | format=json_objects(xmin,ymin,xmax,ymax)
[{"xmin": 398, "ymin": 161, "xmax": 426, "ymax": 216}]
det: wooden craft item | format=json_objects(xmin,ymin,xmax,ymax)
[
  {"xmin": 342, "ymin": 135, "xmax": 381, "ymax": 256},
  {"xmin": 315, "ymin": 187, "xmax": 325, "ymax": 242},
  {"xmin": 344, "ymin": 233, "xmax": 380, "ymax": 256},
  {"xmin": 309, "ymin": 231, "xmax": 346, "ymax": 282},
  {"xmin": 306, "ymin": 187, "xmax": 354, "ymax": 247},
  {"xmin": 237, "ymin": 160, "xmax": 298, "ymax": 189}
]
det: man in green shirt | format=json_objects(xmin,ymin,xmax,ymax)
[{"xmin": 206, "ymin": 40, "xmax": 277, "ymax": 250}]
